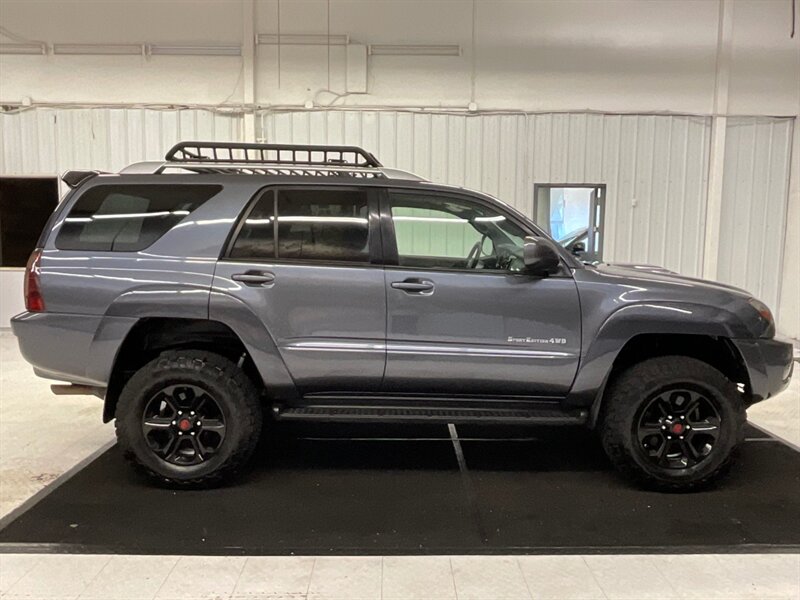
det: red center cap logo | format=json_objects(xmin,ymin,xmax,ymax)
[
  {"xmin": 671, "ymin": 422, "xmax": 685, "ymax": 435},
  {"xmin": 178, "ymin": 418, "xmax": 192, "ymax": 432}
]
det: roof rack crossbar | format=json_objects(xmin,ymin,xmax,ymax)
[
  {"xmin": 160, "ymin": 162, "xmax": 386, "ymax": 178},
  {"xmin": 165, "ymin": 141, "xmax": 383, "ymax": 169}
]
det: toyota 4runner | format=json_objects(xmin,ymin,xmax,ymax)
[{"xmin": 12, "ymin": 141, "xmax": 794, "ymax": 490}]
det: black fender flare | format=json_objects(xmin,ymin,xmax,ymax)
[{"xmin": 565, "ymin": 302, "xmax": 751, "ymax": 425}]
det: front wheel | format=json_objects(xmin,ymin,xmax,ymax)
[
  {"xmin": 600, "ymin": 356, "xmax": 745, "ymax": 492},
  {"xmin": 115, "ymin": 350, "xmax": 263, "ymax": 487}
]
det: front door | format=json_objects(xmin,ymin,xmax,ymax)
[
  {"xmin": 212, "ymin": 185, "xmax": 386, "ymax": 393},
  {"xmin": 381, "ymin": 189, "xmax": 581, "ymax": 398}
]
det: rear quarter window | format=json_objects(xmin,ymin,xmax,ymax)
[{"xmin": 55, "ymin": 184, "xmax": 221, "ymax": 252}]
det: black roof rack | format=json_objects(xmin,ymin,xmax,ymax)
[{"xmin": 165, "ymin": 141, "xmax": 383, "ymax": 168}]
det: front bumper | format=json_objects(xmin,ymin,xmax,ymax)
[{"xmin": 732, "ymin": 338, "xmax": 794, "ymax": 404}]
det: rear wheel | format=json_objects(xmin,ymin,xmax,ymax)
[
  {"xmin": 115, "ymin": 350, "xmax": 262, "ymax": 487},
  {"xmin": 600, "ymin": 356, "xmax": 745, "ymax": 491}
]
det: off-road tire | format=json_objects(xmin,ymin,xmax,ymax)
[
  {"xmin": 600, "ymin": 356, "xmax": 745, "ymax": 492},
  {"xmin": 115, "ymin": 350, "xmax": 262, "ymax": 488}
]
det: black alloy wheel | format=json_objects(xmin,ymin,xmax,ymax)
[
  {"xmin": 142, "ymin": 384, "xmax": 227, "ymax": 466},
  {"xmin": 635, "ymin": 388, "xmax": 721, "ymax": 470}
]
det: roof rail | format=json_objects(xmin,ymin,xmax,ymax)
[{"xmin": 165, "ymin": 141, "xmax": 383, "ymax": 168}]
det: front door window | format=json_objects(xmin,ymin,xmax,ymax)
[{"xmin": 389, "ymin": 192, "xmax": 529, "ymax": 272}]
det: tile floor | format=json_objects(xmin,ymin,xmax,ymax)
[{"xmin": 1, "ymin": 331, "xmax": 799, "ymax": 599}]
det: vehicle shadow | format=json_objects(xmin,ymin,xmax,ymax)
[{"xmin": 252, "ymin": 421, "xmax": 610, "ymax": 474}]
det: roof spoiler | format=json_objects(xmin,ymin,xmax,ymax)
[{"xmin": 61, "ymin": 170, "xmax": 106, "ymax": 189}]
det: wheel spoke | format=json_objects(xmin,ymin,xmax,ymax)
[
  {"xmin": 163, "ymin": 436, "xmax": 184, "ymax": 463},
  {"xmin": 682, "ymin": 396, "xmax": 701, "ymax": 419},
  {"xmin": 142, "ymin": 416, "xmax": 173, "ymax": 436},
  {"xmin": 680, "ymin": 439, "xmax": 700, "ymax": 462},
  {"xmin": 201, "ymin": 418, "xmax": 226, "ymax": 435},
  {"xmin": 189, "ymin": 436, "xmax": 205, "ymax": 462},
  {"xmin": 193, "ymin": 394, "xmax": 208, "ymax": 414},
  {"xmin": 658, "ymin": 440, "xmax": 677, "ymax": 467},
  {"xmin": 688, "ymin": 417, "xmax": 720, "ymax": 438},
  {"xmin": 653, "ymin": 397, "xmax": 670, "ymax": 417}
]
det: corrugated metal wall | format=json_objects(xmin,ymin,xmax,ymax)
[
  {"xmin": 717, "ymin": 117, "xmax": 794, "ymax": 311},
  {"xmin": 0, "ymin": 108, "xmax": 793, "ymax": 308},
  {"xmin": 0, "ymin": 108, "xmax": 243, "ymax": 176},
  {"xmin": 260, "ymin": 111, "xmax": 712, "ymax": 276}
]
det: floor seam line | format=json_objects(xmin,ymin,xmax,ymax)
[
  {"xmin": 304, "ymin": 556, "xmax": 316, "ymax": 600},
  {"xmin": 514, "ymin": 556, "xmax": 535, "ymax": 600},
  {"xmin": 151, "ymin": 555, "xmax": 181, "ymax": 599},
  {"xmin": 449, "ymin": 557, "xmax": 459, "ymax": 600}
]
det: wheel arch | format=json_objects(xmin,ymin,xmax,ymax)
[
  {"xmin": 586, "ymin": 332, "xmax": 751, "ymax": 428},
  {"xmin": 102, "ymin": 316, "xmax": 294, "ymax": 422}
]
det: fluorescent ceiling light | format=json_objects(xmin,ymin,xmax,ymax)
[
  {"xmin": 52, "ymin": 43, "xmax": 143, "ymax": 55},
  {"xmin": 369, "ymin": 44, "xmax": 461, "ymax": 56},
  {"xmin": 149, "ymin": 44, "xmax": 241, "ymax": 56},
  {"xmin": 393, "ymin": 216, "xmax": 468, "ymax": 223},
  {"xmin": 0, "ymin": 43, "xmax": 47, "ymax": 55},
  {"xmin": 256, "ymin": 34, "xmax": 349, "ymax": 46},
  {"xmin": 278, "ymin": 216, "xmax": 368, "ymax": 224}
]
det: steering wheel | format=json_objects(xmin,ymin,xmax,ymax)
[{"xmin": 465, "ymin": 237, "xmax": 485, "ymax": 269}]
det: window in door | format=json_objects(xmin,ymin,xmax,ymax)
[
  {"xmin": 229, "ymin": 188, "xmax": 371, "ymax": 263},
  {"xmin": 533, "ymin": 184, "xmax": 605, "ymax": 262},
  {"xmin": 389, "ymin": 192, "xmax": 529, "ymax": 272}
]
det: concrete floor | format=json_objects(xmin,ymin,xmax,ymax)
[{"xmin": 1, "ymin": 330, "xmax": 799, "ymax": 599}]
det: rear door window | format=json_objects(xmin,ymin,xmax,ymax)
[
  {"xmin": 229, "ymin": 188, "xmax": 371, "ymax": 264},
  {"xmin": 56, "ymin": 184, "xmax": 221, "ymax": 251}
]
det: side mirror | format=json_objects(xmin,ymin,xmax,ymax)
[
  {"xmin": 570, "ymin": 241, "xmax": 586, "ymax": 256},
  {"xmin": 523, "ymin": 236, "xmax": 561, "ymax": 276}
]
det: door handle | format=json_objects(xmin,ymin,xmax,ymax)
[
  {"xmin": 232, "ymin": 271, "xmax": 275, "ymax": 286},
  {"xmin": 391, "ymin": 279, "xmax": 435, "ymax": 294}
]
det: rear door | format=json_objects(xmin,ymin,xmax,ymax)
[
  {"xmin": 381, "ymin": 189, "xmax": 582, "ymax": 398},
  {"xmin": 212, "ymin": 185, "xmax": 386, "ymax": 393}
]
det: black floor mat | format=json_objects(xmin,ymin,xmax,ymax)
[{"xmin": 0, "ymin": 422, "xmax": 797, "ymax": 555}]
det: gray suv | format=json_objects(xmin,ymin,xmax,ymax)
[{"xmin": 12, "ymin": 142, "xmax": 794, "ymax": 491}]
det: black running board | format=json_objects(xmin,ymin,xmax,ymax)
[{"xmin": 273, "ymin": 405, "xmax": 588, "ymax": 426}]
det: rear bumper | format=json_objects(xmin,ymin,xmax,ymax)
[
  {"xmin": 732, "ymin": 338, "xmax": 794, "ymax": 404},
  {"xmin": 11, "ymin": 311, "xmax": 136, "ymax": 387}
]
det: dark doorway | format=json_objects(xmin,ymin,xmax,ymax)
[{"xmin": 0, "ymin": 178, "xmax": 59, "ymax": 267}]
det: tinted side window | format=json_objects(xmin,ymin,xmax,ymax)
[
  {"xmin": 229, "ymin": 193, "xmax": 275, "ymax": 260},
  {"xmin": 389, "ymin": 192, "xmax": 528, "ymax": 272},
  {"xmin": 230, "ymin": 188, "xmax": 370, "ymax": 264},
  {"xmin": 56, "ymin": 184, "xmax": 220, "ymax": 252}
]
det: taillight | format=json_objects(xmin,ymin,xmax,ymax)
[{"xmin": 24, "ymin": 248, "xmax": 45, "ymax": 312}]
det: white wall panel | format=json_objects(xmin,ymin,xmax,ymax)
[
  {"xmin": 0, "ymin": 107, "xmax": 244, "ymax": 328},
  {"xmin": 718, "ymin": 117, "xmax": 794, "ymax": 312},
  {"xmin": 0, "ymin": 108, "xmax": 243, "ymax": 177},
  {"xmin": 260, "ymin": 110, "xmax": 712, "ymax": 276}
]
